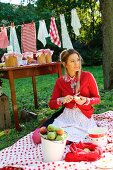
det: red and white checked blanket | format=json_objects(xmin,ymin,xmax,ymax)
[
  {"xmin": 21, "ymin": 22, "xmax": 36, "ymax": 53},
  {"xmin": 49, "ymin": 17, "xmax": 61, "ymax": 47},
  {"xmin": 0, "ymin": 111, "xmax": 113, "ymax": 170}
]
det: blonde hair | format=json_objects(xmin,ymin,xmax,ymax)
[{"xmin": 60, "ymin": 49, "xmax": 83, "ymax": 93}]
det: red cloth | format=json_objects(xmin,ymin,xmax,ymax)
[
  {"xmin": 0, "ymin": 27, "xmax": 9, "ymax": 49},
  {"xmin": 49, "ymin": 17, "xmax": 61, "ymax": 47},
  {"xmin": 0, "ymin": 167, "xmax": 23, "ymax": 170},
  {"xmin": 49, "ymin": 71, "xmax": 100, "ymax": 118},
  {"xmin": 65, "ymin": 142, "xmax": 102, "ymax": 162},
  {"xmin": 21, "ymin": 22, "xmax": 36, "ymax": 53}
]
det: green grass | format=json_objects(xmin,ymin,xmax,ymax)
[{"xmin": 0, "ymin": 65, "xmax": 113, "ymax": 150}]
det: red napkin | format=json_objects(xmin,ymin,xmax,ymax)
[
  {"xmin": 65, "ymin": 142, "xmax": 102, "ymax": 162},
  {"xmin": 0, "ymin": 167, "xmax": 23, "ymax": 170}
]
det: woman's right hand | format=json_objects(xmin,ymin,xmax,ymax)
[{"xmin": 63, "ymin": 95, "xmax": 73, "ymax": 104}]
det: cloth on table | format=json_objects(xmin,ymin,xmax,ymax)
[{"xmin": 0, "ymin": 111, "xmax": 113, "ymax": 170}]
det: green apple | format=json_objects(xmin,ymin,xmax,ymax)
[
  {"xmin": 55, "ymin": 135, "xmax": 64, "ymax": 141},
  {"xmin": 47, "ymin": 124, "xmax": 56, "ymax": 132},
  {"xmin": 47, "ymin": 132, "xmax": 56, "ymax": 140}
]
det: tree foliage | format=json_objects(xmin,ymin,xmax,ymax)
[{"xmin": 0, "ymin": 0, "xmax": 102, "ymax": 65}]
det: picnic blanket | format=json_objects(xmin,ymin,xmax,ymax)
[{"xmin": 0, "ymin": 111, "xmax": 113, "ymax": 170}]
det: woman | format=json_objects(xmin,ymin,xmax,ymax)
[{"xmin": 43, "ymin": 49, "xmax": 100, "ymax": 142}]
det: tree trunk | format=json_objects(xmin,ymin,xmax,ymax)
[{"xmin": 100, "ymin": 0, "xmax": 113, "ymax": 90}]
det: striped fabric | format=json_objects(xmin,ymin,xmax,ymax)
[
  {"xmin": 21, "ymin": 22, "xmax": 36, "ymax": 53},
  {"xmin": 49, "ymin": 17, "xmax": 61, "ymax": 47},
  {"xmin": 0, "ymin": 27, "xmax": 9, "ymax": 49}
]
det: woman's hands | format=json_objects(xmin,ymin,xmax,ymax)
[
  {"xmin": 63, "ymin": 95, "xmax": 73, "ymax": 104},
  {"xmin": 62, "ymin": 95, "xmax": 87, "ymax": 105},
  {"xmin": 74, "ymin": 95, "xmax": 87, "ymax": 105}
]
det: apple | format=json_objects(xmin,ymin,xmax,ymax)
[
  {"xmin": 84, "ymin": 148, "xmax": 91, "ymax": 152},
  {"xmin": 55, "ymin": 135, "xmax": 64, "ymax": 141},
  {"xmin": 56, "ymin": 128, "xmax": 64, "ymax": 135},
  {"xmin": 40, "ymin": 126, "xmax": 47, "ymax": 134},
  {"xmin": 47, "ymin": 124, "xmax": 56, "ymax": 132},
  {"xmin": 74, "ymin": 96, "xmax": 81, "ymax": 100},
  {"xmin": 47, "ymin": 132, "xmax": 56, "ymax": 140}
]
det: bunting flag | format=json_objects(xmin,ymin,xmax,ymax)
[
  {"xmin": 10, "ymin": 25, "xmax": 21, "ymax": 53},
  {"xmin": 60, "ymin": 14, "xmax": 73, "ymax": 49},
  {"xmin": 71, "ymin": 8, "xmax": 81, "ymax": 36},
  {"xmin": 0, "ymin": 8, "xmax": 81, "ymax": 51},
  {"xmin": 21, "ymin": 22, "xmax": 36, "ymax": 53},
  {"xmin": 49, "ymin": 17, "xmax": 61, "ymax": 47},
  {"xmin": 38, "ymin": 20, "xmax": 49, "ymax": 46},
  {"xmin": 0, "ymin": 27, "xmax": 9, "ymax": 49}
]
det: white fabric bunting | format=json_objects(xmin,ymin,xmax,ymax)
[
  {"xmin": 60, "ymin": 14, "xmax": 73, "ymax": 49},
  {"xmin": 38, "ymin": 20, "xmax": 49, "ymax": 46},
  {"xmin": 10, "ymin": 26, "xmax": 21, "ymax": 53},
  {"xmin": 71, "ymin": 8, "xmax": 81, "ymax": 36}
]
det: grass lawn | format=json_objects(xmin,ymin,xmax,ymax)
[{"xmin": 0, "ymin": 65, "xmax": 113, "ymax": 150}]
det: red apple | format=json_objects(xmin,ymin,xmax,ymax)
[
  {"xmin": 56, "ymin": 128, "xmax": 64, "ymax": 135},
  {"xmin": 40, "ymin": 126, "xmax": 47, "ymax": 134}
]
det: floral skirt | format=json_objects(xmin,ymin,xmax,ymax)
[{"xmin": 53, "ymin": 107, "xmax": 97, "ymax": 142}]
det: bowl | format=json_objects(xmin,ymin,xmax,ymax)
[{"xmin": 88, "ymin": 127, "xmax": 108, "ymax": 147}]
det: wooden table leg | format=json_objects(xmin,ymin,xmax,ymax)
[
  {"xmin": 32, "ymin": 76, "xmax": 38, "ymax": 108},
  {"xmin": 57, "ymin": 63, "xmax": 62, "ymax": 77},
  {"xmin": 8, "ymin": 70, "xmax": 21, "ymax": 131}
]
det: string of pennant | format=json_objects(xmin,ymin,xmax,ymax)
[
  {"xmin": 0, "ymin": 8, "xmax": 81, "ymax": 52},
  {"xmin": 0, "ymin": 8, "xmax": 77, "ymax": 29}
]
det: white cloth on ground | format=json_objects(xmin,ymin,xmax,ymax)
[
  {"xmin": 53, "ymin": 107, "xmax": 97, "ymax": 142},
  {"xmin": 71, "ymin": 8, "xmax": 81, "ymax": 36},
  {"xmin": 0, "ymin": 111, "xmax": 113, "ymax": 170},
  {"xmin": 60, "ymin": 14, "xmax": 73, "ymax": 49},
  {"xmin": 37, "ymin": 20, "xmax": 49, "ymax": 46},
  {"xmin": 10, "ymin": 26, "xmax": 21, "ymax": 53}
]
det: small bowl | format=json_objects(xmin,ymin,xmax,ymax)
[{"xmin": 88, "ymin": 127, "xmax": 108, "ymax": 147}]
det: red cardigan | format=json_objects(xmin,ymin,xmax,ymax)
[{"xmin": 49, "ymin": 71, "xmax": 100, "ymax": 118}]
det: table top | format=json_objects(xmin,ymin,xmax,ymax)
[{"xmin": 0, "ymin": 62, "xmax": 61, "ymax": 71}]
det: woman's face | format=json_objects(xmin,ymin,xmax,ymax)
[{"xmin": 64, "ymin": 53, "xmax": 80, "ymax": 76}]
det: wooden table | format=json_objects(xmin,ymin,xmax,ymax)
[{"xmin": 0, "ymin": 62, "xmax": 62, "ymax": 131}]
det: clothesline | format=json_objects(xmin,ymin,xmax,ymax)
[
  {"xmin": 0, "ymin": 8, "xmax": 77, "ymax": 29},
  {"xmin": 0, "ymin": 8, "xmax": 81, "ymax": 52}
]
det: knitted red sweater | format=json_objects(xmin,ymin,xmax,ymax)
[{"xmin": 49, "ymin": 71, "xmax": 100, "ymax": 118}]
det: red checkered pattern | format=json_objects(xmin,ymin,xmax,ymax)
[{"xmin": 49, "ymin": 17, "xmax": 61, "ymax": 47}]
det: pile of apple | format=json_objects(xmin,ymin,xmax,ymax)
[{"xmin": 40, "ymin": 124, "xmax": 67, "ymax": 141}]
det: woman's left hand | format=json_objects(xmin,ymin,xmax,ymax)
[{"xmin": 74, "ymin": 96, "xmax": 87, "ymax": 105}]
